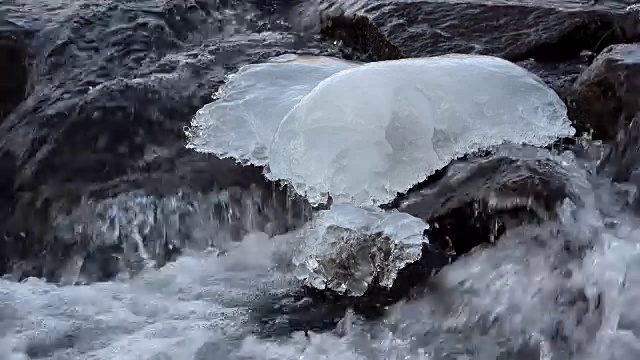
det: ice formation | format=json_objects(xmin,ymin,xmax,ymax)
[
  {"xmin": 266, "ymin": 54, "xmax": 575, "ymax": 206},
  {"xmin": 186, "ymin": 54, "xmax": 359, "ymax": 166},
  {"xmin": 292, "ymin": 204, "xmax": 429, "ymax": 296}
]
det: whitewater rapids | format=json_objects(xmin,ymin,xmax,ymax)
[{"xmin": 2, "ymin": 170, "xmax": 640, "ymax": 359}]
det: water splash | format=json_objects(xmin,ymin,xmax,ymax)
[{"xmin": 44, "ymin": 185, "xmax": 310, "ymax": 284}]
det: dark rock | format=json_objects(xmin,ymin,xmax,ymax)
[
  {"xmin": 517, "ymin": 52, "xmax": 594, "ymax": 100},
  {"xmin": 317, "ymin": 0, "xmax": 640, "ymax": 101},
  {"xmin": 0, "ymin": 150, "xmax": 17, "ymax": 275},
  {"xmin": 567, "ymin": 43, "xmax": 640, "ymax": 140},
  {"xmin": 390, "ymin": 146, "xmax": 587, "ymax": 260},
  {"xmin": 0, "ymin": 0, "xmax": 341, "ymax": 279},
  {"xmin": 319, "ymin": 0, "xmax": 640, "ymax": 62},
  {"xmin": 599, "ymin": 114, "xmax": 640, "ymax": 182},
  {"xmin": 597, "ymin": 113, "xmax": 640, "ymax": 212},
  {"xmin": 0, "ymin": 20, "xmax": 32, "ymax": 121}
]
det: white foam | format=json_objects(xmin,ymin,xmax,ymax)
[{"xmin": 3, "ymin": 198, "xmax": 640, "ymax": 359}]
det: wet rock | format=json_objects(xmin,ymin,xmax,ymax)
[
  {"xmin": 0, "ymin": 150, "xmax": 17, "ymax": 275},
  {"xmin": 517, "ymin": 52, "xmax": 594, "ymax": 100},
  {"xmin": 319, "ymin": 0, "xmax": 640, "ymax": 62},
  {"xmin": 597, "ymin": 114, "xmax": 640, "ymax": 212},
  {"xmin": 599, "ymin": 114, "xmax": 640, "ymax": 182},
  {"xmin": 25, "ymin": 187, "xmax": 311, "ymax": 283},
  {"xmin": 0, "ymin": 20, "xmax": 32, "ymax": 121},
  {"xmin": 318, "ymin": 0, "xmax": 640, "ymax": 101},
  {"xmin": 390, "ymin": 146, "xmax": 589, "ymax": 260},
  {"xmin": 0, "ymin": 0, "xmax": 340, "ymax": 279},
  {"xmin": 567, "ymin": 43, "xmax": 640, "ymax": 140}
]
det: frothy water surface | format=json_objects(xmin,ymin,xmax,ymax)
[{"xmin": 3, "ymin": 173, "xmax": 640, "ymax": 359}]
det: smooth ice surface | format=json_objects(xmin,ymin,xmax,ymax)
[
  {"xmin": 291, "ymin": 204, "xmax": 429, "ymax": 296},
  {"xmin": 266, "ymin": 54, "xmax": 575, "ymax": 206},
  {"xmin": 186, "ymin": 54, "xmax": 359, "ymax": 166}
]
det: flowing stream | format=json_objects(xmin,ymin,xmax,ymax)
[{"xmin": 2, "ymin": 145, "xmax": 640, "ymax": 360}]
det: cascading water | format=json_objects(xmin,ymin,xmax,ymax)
[
  {"xmin": 3, "ymin": 147, "xmax": 640, "ymax": 359},
  {"xmin": 38, "ymin": 185, "xmax": 311, "ymax": 285}
]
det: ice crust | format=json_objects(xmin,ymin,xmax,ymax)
[
  {"xmin": 266, "ymin": 54, "xmax": 575, "ymax": 206},
  {"xmin": 186, "ymin": 54, "xmax": 359, "ymax": 165},
  {"xmin": 292, "ymin": 204, "xmax": 429, "ymax": 296}
]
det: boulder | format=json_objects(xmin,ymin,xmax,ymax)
[
  {"xmin": 319, "ymin": 0, "xmax": 640, "ymax": 62},
  {"xmin": 0, "ymin": 0, "xmax": 340, "ymax": 279},
  {"xmin": 597, "ymin": 114, "xmax": 640, "ymax": 214},
  {"xmin": 389, "ymin": 145, "xmax": 590, "ymax": 259},
  {"xmin": 599, "ymin": 114, "xmax": 640, "ymax": 183},
  {"xmin": 257, "ymin": 145, "xmax": 592, "ymax": 335},
  {"xmin": 318, "ymin": 0, "xmax": 640, "ymax": 97},
  {"xmin": 567, "ymin": 43, "xmax": 640, "ymax": 140}
]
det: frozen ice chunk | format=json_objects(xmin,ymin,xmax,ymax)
[
  {"xmin": 266, "ymin": 54, "xmax": 575, "ymax": 206},
  {"xmin": 292, "ymin": 204, "xmax": 428, "ymax": 296},
  {"xmin": 186, "ymin": 54, "xmax": 359, "ymax": 166}
]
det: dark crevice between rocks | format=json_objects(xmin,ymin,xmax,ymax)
[
  {"xmin": 0, "ymin": 33, "xmax": 30, "ymax": 121},
  {"xmin": 599, "ymin": 115, "xmax": 640, "ymax": 183},
  {"xmin": 0, "ymin": 150, "xmax": 18, "ymax": 276},
  {"xmin": 321, "ymin": 14, "xmax": 403, "ymax": 62}
]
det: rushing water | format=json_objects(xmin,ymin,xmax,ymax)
[{"xmin": 2, "ymin": 145, "xmax": 640, "ymax": 360}]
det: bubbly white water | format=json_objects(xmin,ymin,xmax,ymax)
[{"xmin": 3, "ymin": 164, "xmax": 640, "ymax": 359}]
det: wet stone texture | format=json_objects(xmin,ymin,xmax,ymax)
[
  {"xmin": 598, "ymin": 114, "xmax": 640, "ymax": 213},
  {"xmin": 0, "ymin": 0, "xmax": 345, "ymax": 278},
  {"xmin": 319, "ymin": 0, "xmax": 640, "ymax": 61},
  {"xmin": 0, "ymin": 21, "xmax": 31, "ymax": 121},
  {"xmin": 568, "ymin": 43, "xmax": 640, "ymax": 140},
  {"xmin": 318, "ymin": 0, "xmax": 640, "ymax": 98},
  {"xmin": 389, "ymin": 147, "xmax": 589, "ymax": 260}
]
